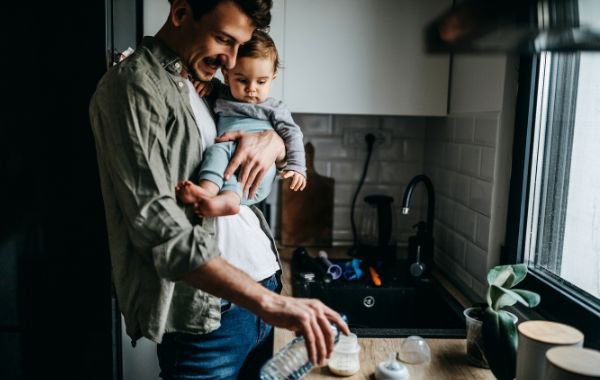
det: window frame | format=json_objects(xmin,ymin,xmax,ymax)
[{"xmin": 504, "ymin": 39, "xmax": 600, "ymax": 351}]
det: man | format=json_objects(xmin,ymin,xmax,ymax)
[{"xmin": 89, "ymin": 0, "xmax": 349, "ymax": 378}]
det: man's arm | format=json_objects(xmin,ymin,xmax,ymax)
[
  {"xmin": 215, "ymin": 130, "xmax": 285, "ymax": 199},
  {"xmin": 90, "ymin": 75, "xmax": 221, "ymax": 280},
  {"xmin": 182, "ymin": 257, "xmax": 350, "ymax": 366}
]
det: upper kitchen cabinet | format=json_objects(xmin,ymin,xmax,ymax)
[{"xmin": 272, "ymin": 0, "xmax": 451, "ymax": 116}]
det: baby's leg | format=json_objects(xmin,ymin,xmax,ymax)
[
  {"xmin": 193, "ymin": 190, "xmax": 241, "ymax": 217},
  {"xmin": 175, "ymin": 180, "xmax": 219, "ymax": 204}
]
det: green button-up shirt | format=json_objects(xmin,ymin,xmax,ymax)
[{"xmin": 89, "ymin": 37, "xmax": 279, "ymax": 344}]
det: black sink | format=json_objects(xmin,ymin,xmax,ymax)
[{"xmin": 291, "ymin": 258, "xmax": 466, "ymax": 338}]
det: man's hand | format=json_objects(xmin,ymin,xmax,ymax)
[
  {"xmin": 258, "ymin": 293, "xmax": 350, "ymax": 367},
  {"xmin": 281, "ymin": 170, "xmax": 307, "ymax": 191},
  {"xmin": 215, "ymin": 130, "xmax": 285, "ymax": 199},
  {"xmin": 182, "ymin": 258, "xmax": 349, "ymax": 367}
]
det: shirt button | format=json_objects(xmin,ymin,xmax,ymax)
[
  {"xmin": 178, "ymin": 81, "xmax": 184, "ymax": 88},
  {"xmin": 174, "ymin": 62, "xmax": 181, "ymax": 70}
]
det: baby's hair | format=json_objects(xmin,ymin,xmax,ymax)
[{"xmin": 238, "ymin": 30, "xmax": 281, "ymax": 74}]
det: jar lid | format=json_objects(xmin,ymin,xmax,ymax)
[
  {"xmin": 517, "ymin": 320, "xmax": 584, "ymax": 345},
  {"xmin": 546, "ymin": 346, "xmax": 600, "ymax": 377}
]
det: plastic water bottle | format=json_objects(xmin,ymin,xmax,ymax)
[{"xmin": 260, "ymin": 316, "xmax": 347, "ymax": 380}]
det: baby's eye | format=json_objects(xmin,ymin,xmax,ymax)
[
  {"xmin": 237, "ymin": 79, "xmax": 247, "ymax": 84},
  {"xmin": 258, "ymin": 80, "xmax": 266, "ymax": 85}
]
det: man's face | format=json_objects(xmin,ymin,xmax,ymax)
[
  {"xmin": 224, "ymin": 56, "xmax": 276, "ymax": 104},
  {"xmin": 180, "ymin": 1, "xmax": 255, "ymax": 81}
]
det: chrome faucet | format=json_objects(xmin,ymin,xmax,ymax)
[{"xmin": 402, "ymin": 174, "xmax": 435, "ymax": 240}]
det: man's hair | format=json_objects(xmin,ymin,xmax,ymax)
[
  {"xmin": 238, "ymin": 29, "xmax": 280, "ymax": 74},
  {"xmin": 169, "ymin": 0, "xmax": 272, "ymax": 29}
]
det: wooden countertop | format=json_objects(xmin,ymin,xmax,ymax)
[{"xmin": 273, "ymin": 245, "xmax": 494, "ymax": 379}]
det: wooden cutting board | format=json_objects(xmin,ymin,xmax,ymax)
[{"xmin": 280, "ymin": 142, "xmax": 334, "ymax": 247}]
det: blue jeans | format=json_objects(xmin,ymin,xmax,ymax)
[{"xmin": 157, "ymin": 274, "xmax": 280, "ymax": 380}]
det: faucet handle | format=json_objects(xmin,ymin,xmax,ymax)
[{"xmin": 412, "ymin": 221, "xmax": 429, "ymax": 235}]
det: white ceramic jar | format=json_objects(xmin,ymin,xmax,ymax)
[
  {"xmin": 544, "ymin": 346, "xmax": 600, "ymax": 380},
  {"xmin": 517, "ymin": 321, "xmax": 584, "ymax": 380}
]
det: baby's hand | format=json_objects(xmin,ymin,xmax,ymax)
[{"xmin": 281, "ymin": 171, "xmax": 307, "ymax": 191}]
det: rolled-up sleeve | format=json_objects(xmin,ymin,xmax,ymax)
[
  {"xmin": 271, "ymin": 103, "xmax": 306, "ymax": 177},
  {"xmin": 90, "ymin": 71, "xmax": 219, "ymax": 281}
]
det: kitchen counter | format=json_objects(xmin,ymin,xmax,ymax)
[{"xmin": 273, "ymin": 245, "xmax": 494, "ymax": 379}]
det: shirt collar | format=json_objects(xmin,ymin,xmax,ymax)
[{"xmin": 140, "ymin": 36, "xmax": 186, "ymax": 77}]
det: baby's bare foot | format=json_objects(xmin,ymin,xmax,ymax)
[{"xmin": 176, "ymin": 180, "xmax": 210, "ymax": 204}]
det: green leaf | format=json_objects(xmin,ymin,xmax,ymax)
[
  {"xmin": 503, "ymin": 264, "xmax": 528, "ymax": 288},
  {"xmin": 511, "ymin": 289, "xmax": 541, "ymax": 308},
  {"xmin": 487, "ymin": 265, "xmax": 513, "ymax": 286},
  {"xmin": 487, "ymin": 264, "xmax": 528, "ymax": 288},
  {"xmin": 490, "ymin": 285, "xmax": 518, "ymax": 310},
  {"xmin": 482, "ymin": 309, "xmax": 518, "ymax": 380}
]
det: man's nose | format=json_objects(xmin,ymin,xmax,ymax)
[{"xmin": 221, "ymin": 45, "xmax": 240, "ymax": 70}]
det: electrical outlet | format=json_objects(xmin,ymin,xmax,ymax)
[
  {"xmin": 371, "ymin": 131, "xmax": 389, "ymax": 145},
  {"xmin": 343, "ymin": 129, "xmax": 391, "ymax": 147}
]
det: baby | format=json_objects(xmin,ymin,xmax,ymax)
[{"xmin": 176, "ymin": 30, "xmax": 306, "ymax": 216}]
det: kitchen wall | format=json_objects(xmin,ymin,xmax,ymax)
[
  {"xmin": 424, "ymin": 55, "xmax": 520, "ymax": 300},
  {"xmin": 268, "ymin": 53, "xmax": 519, "ymax": 304},
  {"xmin": 267, "ymin": 114, "xmax": 429, "ymax": 247}
]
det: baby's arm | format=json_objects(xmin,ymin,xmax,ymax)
[
  {"xmin": 281, "ymin": 170, "xmax": 307, "ymax": 191},
  {"xmin": 270, "ymin": 101, "xmax": 307, "ymax": 177}
]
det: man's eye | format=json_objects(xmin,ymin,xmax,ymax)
[{"xmin": 216, "ymin": 36, "xmax": 231, "ymax": 44}]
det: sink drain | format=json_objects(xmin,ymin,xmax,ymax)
[{"xmin": 362, "ymin": 296, "xmax": 375, "ymax": 308}]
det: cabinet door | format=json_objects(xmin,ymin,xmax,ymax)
[{"xmin": 279, "ymin": 0, "xmax": 450, "ymax": 116}]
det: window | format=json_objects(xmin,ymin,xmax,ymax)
[
  {"xmin": 505, "ymin": 0, "xmax": 600, "ymax": 349},
  {"xmin": 527, "ymin": 49, "xmax": 600, "ymax": 300}
]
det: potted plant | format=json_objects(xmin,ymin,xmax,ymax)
[{"xmin": 464, "ymin": 264, "xmax": 541, "ymax": 380}]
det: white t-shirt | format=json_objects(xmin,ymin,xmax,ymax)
[{"xmin": 186, "ymin": 80, "xmax": 280, "ymax": 281}]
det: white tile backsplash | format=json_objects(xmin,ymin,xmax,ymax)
[
  {"xmin": 470, "ymin": 179, "xmax": 493, "ymax": 216},
  {"xmin": 425, "ymin": 109, "xmax": 509, "ymax": 301},
  {"xmin": 452, "ymin": 174, "xmax": 471, "ymax": 206},
  {"xmin": 454, "ymin": 204, "xmax": 476, "ymax": 240},
  {"xmin": 465, "ymin": 243, "xmax": 489, "ymax": 283},
  {"xmin": 275, "ymin": 106, "xmax": 507, "ymax": 302},
  {"xmin": 445, "ymin": 143, "xmax": 461, "ymax": 171},
  {"xmin": 480, "ymin": 147, "xmax": 495, "ymax": 180},
  {"xmin": 459, "ymin": 145, "xmax": 481, "ymax": 177},
  {"xmin": 454, "ymin": 116, "xmax": 475, "ymax": 143},
  {"xmin": 310, "ymin": 137, "xmax": 354, "ymax": 159},
  {"xmin": 382, "ymin": 117, "xmax": 426, "ymax": 139},
  {"xmin": 475, "ymin": 214, "xmax": 490, "ymax": 251},
  {"xmin": 474, "ymin": 113, "xmax": 499, "ymax": 147},
  {"xmin": 273, "ymin": 113, "xmax": 427, "ymax": 245},
  {"xmin": 293, "ymin": 114, "xmax": 332, "ymax": 135},
  {"xmin": 334, "ymin": 115, "xmax": 379, "ymax": 132}
]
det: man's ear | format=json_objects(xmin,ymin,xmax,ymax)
[
  {"xmin": 169, "ymin": 0, "xmax": 192, "ymax": 27},
  {"xmin": 222, "ymin": 68, "xmax": 230, "ymax": 85}
]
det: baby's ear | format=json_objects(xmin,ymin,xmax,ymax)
[{"xmin": 272, "ymin": 72, "xmax": 277, "ymax": 81}]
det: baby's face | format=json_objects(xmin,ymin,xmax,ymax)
[{"xmin": 224, "ymin": 56, "xmax": 276, "ymax": 104}]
